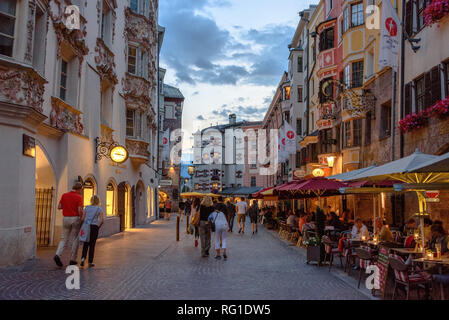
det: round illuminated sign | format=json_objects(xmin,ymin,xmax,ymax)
[
  {"xmin": 110, "ymin": 146, "xmax": 128, "ymax": 164},
  {"xmin": 312, "ymin": 168, "xmax": 325, "ymax": 177}
]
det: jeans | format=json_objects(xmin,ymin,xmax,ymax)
[
  {"xmin": 56, "ymin": 216, "xmax": 81, "ymax": 261},
  {"xmin": 228, "ymin": 215, "xmax": 235, "ymax": 231},
  {"xmin": 199, "ymin": 221, "xmax": 211, "ymax": 256},
  {"xmin": 81, "ymin": 225, "xmax": 100, "ymax": 263}
]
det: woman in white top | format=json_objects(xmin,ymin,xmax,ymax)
[
  {"xmin": 80, "ymin": 195, "xmax": 104, "ymax": 267},
  {"xmin": 208, "ymin": 208, "xmax": 229, "ymax": 259}
]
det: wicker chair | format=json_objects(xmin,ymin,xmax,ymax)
[{"xmin": 355, "ymin": 247, "xmax": 377, "ymax": 290}]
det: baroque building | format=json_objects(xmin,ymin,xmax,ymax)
[{"xmin": 0, "ymin": 0, "xmax": 161, "ymax": 267}]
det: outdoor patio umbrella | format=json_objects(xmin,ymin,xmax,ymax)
[
  {"xmin": 345, "ymin": 149, "xmax": 449, "ymax": 249},
  {"xmin": 406, "ymin": 151, "xmax": 449, "ymax": 174},
  {"xmin": 274, "ymin": 178, "xmax": 348, "ymax": 202},
  {"xmin": 327, "ymin": 165, "xmax": 377, "ymax": 181}
]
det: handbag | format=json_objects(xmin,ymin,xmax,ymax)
[
  {"xmin": 211, "ymin": 211, "xmax": 220, "ymax": 233},
  {"xmin": 79, "ymin": 207, "xmax": 100, "ymax": 243},
  {"xmin": 192, "ymin": 207, "xmax": 200, "ymax": 226}
]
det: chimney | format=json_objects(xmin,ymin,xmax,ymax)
[{"xmin": 229, "ymin": 114, "xmax": 236, "ymax": 125}]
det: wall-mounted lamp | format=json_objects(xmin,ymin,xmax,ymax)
[{"xmin": 327, "ymin": 156, "xmax": 336, "ymax": 168}]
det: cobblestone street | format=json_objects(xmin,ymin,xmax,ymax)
[{"xmin": 0, "ymin": 219, "xmax": 369, "ymax": 300}]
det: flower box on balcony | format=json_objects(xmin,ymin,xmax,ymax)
[{"xmin": 424, "ymin": 0, "xmax": 449, "ymax": 26}]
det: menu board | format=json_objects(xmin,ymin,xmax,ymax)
[{"xmin": 376, "ymin": 246, "xmax": 390, "ymax": 299}]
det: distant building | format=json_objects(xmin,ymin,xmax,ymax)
[{"xmin": 159, "ymin": 84, "xmax": 184, "ymax": 212}]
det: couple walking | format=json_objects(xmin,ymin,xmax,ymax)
[
  {"xmin": 191, "ymin": 196, "xmax": 228, "ymax": 259},
  {"xmin": 53, "ymin": 182, "xmax": 104, "ymax": 268}
]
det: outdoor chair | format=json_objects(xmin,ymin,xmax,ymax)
[
  {"xmin": 322, "ymin": 235, "xmax": 342, "ymax": 272},
  {"xmin": 433, "ymin": 274, "xmax": 449, "ymax": 300},
  {"xmin": 355, "ymin": 246, "xmax": 377, "ymax": 291},
  {"xmin": 341, "ymin": 238, "xmax": 358, "ymax": 275},
  {"xmin": 389, "ymin": 254, "xmax": 432, "ymax": 300}
]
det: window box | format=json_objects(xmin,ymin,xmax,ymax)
[{"xmin": 424, "ymin": 0, "xmax": 449, "ymax": 26}]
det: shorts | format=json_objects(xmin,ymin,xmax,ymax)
[
  {"xmin": 237, "ymin": 214, "xmax": 246, "ymax": 223},
  {"xmin": 249, "ymin": 215, "xmax": 258, "ymax": 223}
]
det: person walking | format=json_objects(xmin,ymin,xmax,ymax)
[
  {"xmin": 80, "ymin": 195, "xmax": 104, "ymax": 268},
  {"xmin": 165, "ymin": 199, "xmax": 172, "ymax": 221},
  {"xmin": 54, "ymin": 182, "xmax": 84, "ymax": 267},
  {"xmin": 191, "ymin": 198, "xmax": 201, "ymax": 247},
  {"xmin": 184, "ymin": 199, "xmax": 192, "ymax": 227},
  {"xmin": 209, "ymin": 206, "xmax": 229, "ymax": 260},
  {"xmin": 199, "ymin": 196, "xmax": 214, "ymax": 257},
  {"xmin": 225, "ymin": 200, "xmax": 236, "ymax": 232},
  {"xmin": 235, "ymin": 198, "xmax": 248, "ymax": 234},
  {"xmin": 249, "ymin": 201, "xmax": 259, "ymax": 234}
]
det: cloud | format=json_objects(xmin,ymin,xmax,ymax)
[
  {"xmin": 159, "ymin": 2, "xmax": 293, "ymax": 87},
  {"xmin": 196, "ymin": 115, "xmax": 205, "ymax": 120}
]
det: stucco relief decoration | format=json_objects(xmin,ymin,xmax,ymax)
[
  {"xmin": 101, "ymin": 124, "xmax": 114, "ymax": 144},
  {"xmin": 95, "ymin": 38, "xmax": 118, "ymax": 85},
  {"xmin": 50, "ymin": 0, "xmax": 89, "ymax": 76},
  {"xmin": 126, "ymin": 139, "xmax": 150, "ymax": 158},
  {"xmin": 123, "ymin": 74, "xmax": 151, "ymax": 111},
  {"xmin": 25, "ymin": 1, "xmax": 37, "ymax": 63},
  {"xmin": 0, "ymin": 67, "xmax": 46, "ymax": 113},
  {"xmin": 50, "ymin": 98, "xmax": 84, "ymax": 134}
]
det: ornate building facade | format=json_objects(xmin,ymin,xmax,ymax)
[{"xmin": 0, "ymin": 0, "xmax": 161, "ymax": 267}]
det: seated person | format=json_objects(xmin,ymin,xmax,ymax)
[
  {"xmin": 327, "ymin": 212, "xmax": 343, "ymax": 231},
  {"xmin": 422, "ymin": 218, "xmax": 433, "ymax": 244},
  {"xmin": 286, "ymin": 211, "xmax": 297, "ymax": 228},
  {"xmin": 351, "ymin": 218, "xmax": 370, "ymax": 240},
  {"xmin": 402, "ymin": 218, "xmax": 416, "ymax": 236},
  {"xmin": 429, "ymin": 224, "xmax": 449, "ymax": 255},
  {"xmin": 376, "ymin": 218, "xmax": 394, "ymax": 242}
]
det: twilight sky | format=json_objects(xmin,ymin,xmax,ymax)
[{"xmin": 159, "ymin": 0, "xmax": 318, "ymax": 155}]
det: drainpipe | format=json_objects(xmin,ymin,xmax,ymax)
[
  {"xmin": 306, "ymin": 27, "xmax": 310, "ymax": 135},
  {"xmin": 399, "ymin": 0, "xmax": 407, "ymax": 224},
  {"xmin": 156, "ymin": 33, "xmax": 161, "ymax": 220}
]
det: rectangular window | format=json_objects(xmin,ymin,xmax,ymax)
[
  {"xmin": 319, "ymin": 28, "xmax": 334, "ymax": 51},
  {"xmin": 297, "ymin": 56, "xmax": 303, "ymax": 72},
  {"xmin": 351, "ymin": 2, "xmax": 364, "ymax": 27},
  {"xmin": 446, "ymin": 62, "xmax": 449, "ymax": 98},
  {"xmin": 0, "ymin": 0, "xmax": 16, "ymax": 57},
  {"xmin": 344, "ymin": 121, "xmax": 351, "ymax": 148},
  {"xmin": 344, "ymin": 65, "xmax": 351, "ymax": 88},
  {"xmin": 296, "ymin": 152, "xmax": 301, "ymax": 167},
  {"xmin": 296, "ymin": 118, "xmax": 302, "ymax": 136},
  {"xmin": 320, "ymin": 129, "xmax": 333, "ymax": 154},
  {"xmin": 128, "ymin": 46, "xmax": 137, "ymax": 74},
  {"xmin": 352, "ymin": 61, "xmax": 364, "ymax": 88},
  {"xmin": 297, "ymin": 86, "xmax": 303, "ymax": 102},
  {"xmin": 380, "ymin": 102, "xmax": 392, "ymax": 138},
  {"xmin": 130, "ymin": 0, "xmax": 139, "ymax": 13},
  {"xmin": 415, "ymin": 76, "xmax": 425, "ymax": 112},
  {"xmin": 165, "ymin": 105, "xmax": 174, "ymax": 119},
  {"xmin": 353, "ymin": 119, "xmax": 362, "ymax": 147},
  {"xmin": 126, "ymin": 109, "xmax": 135, "ymax": 137},
  {"xmin": 365, "ymin": 112, "xmax": 372, "ymax": 145},
  {"xmin": 251, "ymin": 176, "xmax": 256, "ymax": 187},
  {"xmin": 343, "ymin": 7, "xmax": 349, "ymax": 33},
  {"xmin": 59, "ymin": 60, "xmax": 68, "ymax": 101},
  {"xmin": 417, "ymin": 0, "xmax": 428, "ymax": 31}
]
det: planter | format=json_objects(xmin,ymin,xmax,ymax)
[{"xmin": 306, "ymin": 244, "xmax": 325, "ymax": 265}]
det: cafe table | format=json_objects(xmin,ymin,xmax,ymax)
[
  {"xmin": 391, "ymin": 247, "xmax": 425, "ymax": 256},
  {"xmin": 413, "ymin": 257, "xmax": 449, "ymax": 299}
]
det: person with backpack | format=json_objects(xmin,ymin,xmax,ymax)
[
  {"xmin": 190, "ymin": 198, "xmax": 201, "ymax": 247},
  {"xmin": 79, "ymin": 195, "xmax": 104, "ymax": 268},
  {"xmin": 209, "ymin": 205, "xmax": 229, "ymax": 260},
  {"xmin": 225, "ymin": 200, "xmax": 236, "ymax": 232},
  {"xmin": 199, "ymin": 196, "xmax": 214, "ymax": 257}
]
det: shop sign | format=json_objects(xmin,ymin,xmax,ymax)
[
  {"xmin": 425, "ymin": 190, "xmax": 440, "ymax": 202},
  {"xmin": 316, "ymin": 119, "xmax": 333, "ymax": 130},
  {"xmin": 160, "ymin": 180, "xmax": 173, "ymax": 186},
  {"xmin": 293, "ymin": 169, "xmax": 306, "ymax": 180},
  {"xmin": 23, "ymin": 134, "xmax": 36, "ymax": 158}
]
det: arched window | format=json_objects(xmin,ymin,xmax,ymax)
[
  {"xmin": 83, "ymin": 178, "xmax": 96, "ymax": 207},
  {"xmin": 106, "ymin": 182, "xmax": 116, "ymax": 216}
]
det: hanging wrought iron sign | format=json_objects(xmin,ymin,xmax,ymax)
[{"xmin": 95, "ymin": 137, "xmax": 129, "ymax": 164}]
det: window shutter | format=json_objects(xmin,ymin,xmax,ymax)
[
  {"xmin": 424, "ymin": 71, "xmax": 432, "ymax": 109},
  {"xmin": 404, "ymin": 82, "xmax": 412, "ymax": 116},
  {"xmin": 431, "ymin": 65, "xmax": 441, "ymax": 106},
  {"xmin": 405, "ymin": 0, "xmax": 413, "ymax": 36}
]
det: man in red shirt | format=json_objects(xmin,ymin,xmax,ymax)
[
  {"xmin": 54, "ymin": 182, "xmax": 83, "ymax": 267},
  {"xmin": 165, "ymin": 199, "xmax": 172, "ymax": 221}
]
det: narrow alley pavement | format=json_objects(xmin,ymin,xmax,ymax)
[{"xmin": 0, "ymin": 219, "xmax": 369, "ymax": 300}]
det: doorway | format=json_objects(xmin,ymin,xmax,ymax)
[
  {"xmin": 118, "ymin": 182, "xmax": 132, "ymax": 231},
  {"xmin": 35, "ymin": 145, "xmax": 56, "ymax": 247}
]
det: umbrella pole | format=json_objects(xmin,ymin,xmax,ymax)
[
  {"xmin": 373, "ymin": 194, "xmax": 376, "ymax": 235},
  {"xmin": 416, "ymin": 191, "xmax": 427, "ymax": 251}
]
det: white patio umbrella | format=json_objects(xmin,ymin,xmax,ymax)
[
  {"xmin": 347, "ymin": 149, "xmax": 449, "ymax": 250},
  {"xmin": 327, "ymin": 165, "xmax": 377, "ymax": 181}
]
